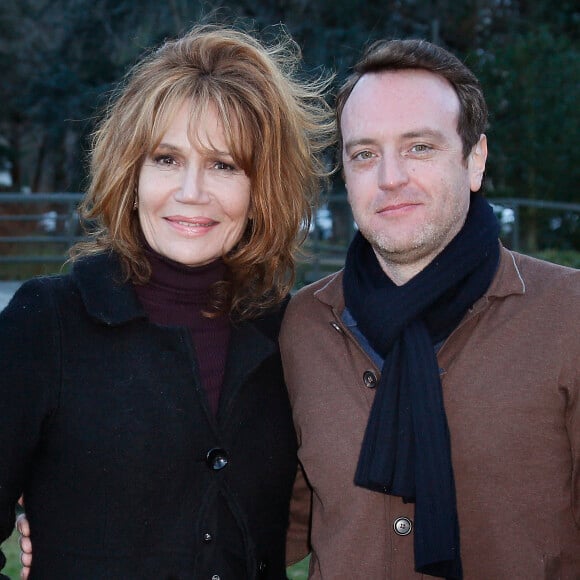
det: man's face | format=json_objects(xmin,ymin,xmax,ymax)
[{"xmin": 341, "ymin": 69, "xmax": 487, "ymax": 283}]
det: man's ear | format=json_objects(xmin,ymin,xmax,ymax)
[{"xmin": 468, "ymin": 134, "xmax": 487, "ymax": 192}]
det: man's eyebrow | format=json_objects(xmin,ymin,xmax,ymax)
[
  {"xmin": 344, "ymin": 129, "xmax": 449, "ymax": 151},
  {"xmin": 401, "ymin": 129, "xmax": 447, "ymax": 141},
  {"xmin": 343, "ymin": 138, "xmax": 378, "ymax": 151}
]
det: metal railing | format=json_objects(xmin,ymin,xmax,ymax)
[
  {"xmin": 1, "ymin": 192, "xmax": 578, "ymax": 280},
  {"xmin": 490, "ymin": 197, "xmax": 580, "ymax": 253},
  {"xmin": 308, "ymin": 193, "xmax": 580, "ymax": 251},
  {"xmin": 0, "ymin": 193, "xmax": 84, "ymax": 266},
  {"xmin": 300, "ymin": 194, "xmax": 580, "ymax": 283}
]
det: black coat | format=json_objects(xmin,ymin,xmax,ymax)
[{"xmin": 0, "ymin": 253, "xmax": 298, "ymax": 579}]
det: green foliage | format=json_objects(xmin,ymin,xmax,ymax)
[
  {"xmin": 476, "ymin": 28, "xmax": 579, "ymax": 204},
  {"xmin": 0, "ymin": 530, "xmax": 310, "ymax": 580},
  {"xmin": 531, "ymin": 249, "xmax": 580, "ymax": 269},
  {"xmin": 1, "ymin": 528, "xmax": 20, "ymax": 580},
  {"xmin": 1, "ymin": 1, "xmax": 577, "ymax": 245},
  {"xmin": 474, "ymin": 26, "xmax": 579, "ymax": 251},
  {"xmin": 287, "ymin": 555, "xmax": 310, "ymax": 579}
]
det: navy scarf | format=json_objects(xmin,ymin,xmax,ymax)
[{"xmin": 343, "ymin": 195, "xmax": 499, "ymax": 579}]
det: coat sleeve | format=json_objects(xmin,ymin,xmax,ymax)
[
  {"xmin": 285, "ymin": 462, "xmax": 312, "ymax": 566},
  {"xmin": 565, "ymin": 323, "xmax": 580, "ymax": 529},
  {"xmin": 560, "ymin": 270, "xmax": 580, "ymax": 530},
  {"xmin": 0, "ymin": 279, "xmax": 60, "ymax": 576}
]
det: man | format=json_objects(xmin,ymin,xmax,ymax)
[{"xmin": 283, "ymin": 39, "xmax": 580, "ymax": 578}]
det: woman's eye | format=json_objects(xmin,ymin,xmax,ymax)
[
  {"xmin": 215, "ymin": 160, "xmax": 233, "ymax": 170},
  {"xmin": 213, "ymin": 160, "xmax": 236, "ymax": 171},
  {"xmin": 153, "ymin": 155, "xmax": 177, "ymax": 166}
]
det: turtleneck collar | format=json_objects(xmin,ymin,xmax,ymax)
[
  {"xmin": 133, "ymin": 245, "xmax": 231, "ymax": 416},
  {"xmin": 145, "ymin": 246, "xmax": 226, "ymax": 295},
  {"xmin": 134, "ymin": 245, "xmax": 228, "ymax": 326}
]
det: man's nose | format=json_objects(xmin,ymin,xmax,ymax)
[{"xmin": 378, "ymin": 153, "xmax": 409, "ymax": 190}]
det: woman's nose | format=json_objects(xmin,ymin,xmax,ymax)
[{"xmin": 174, "ymin": 165, "xmax": 211, "ymax": 203}]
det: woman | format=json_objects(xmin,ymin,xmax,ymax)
[{"xmin": 0, "ymin": 24, "xmax": 333, "ymax": 579}]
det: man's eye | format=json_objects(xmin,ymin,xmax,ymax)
[
  {"xmin": 353, "ymin": 150, "xmax": 375, "ymax": 160},
  {"xmin": 410, "ymin": 144, "xmax": 431, "ymax": 153}
]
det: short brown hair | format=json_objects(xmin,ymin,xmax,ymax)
[
  {"xmin": 336, "ymin": 38, "xmax": 487, "ymax": 160},
  {"xmin": 72, "ymin": 24, "xmax": 335, "ymax": 319}
]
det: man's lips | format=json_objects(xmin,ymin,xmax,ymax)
[{"xmin": 376, "ymin": 202, "xmax": 421, "ymax": 214}]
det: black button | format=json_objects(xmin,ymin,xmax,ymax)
[
  {"xmin": 206, "ymin": 448, "xmax": 229, "ymax": 470},
  {"xmin": 363, "ymin": 370, "xmax": 378, "ymax": 388},
  {"xmin": 202, "ymin": 532, "xmax": 213, "ymax": 543},
  {"xmin": 257, "ymin": 559, "xmax": 268, "ymax": 578}
]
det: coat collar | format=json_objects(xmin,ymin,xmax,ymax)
[
  {"xmin": 71, "ymin": 252, "xmax": 146, "ymax": 326},
  {"xmin": 312, "ymin": 244, "xmax": 526, "ymax": 314},
  {"xmin": 71, "ymin": 250, "xmax": 288, "ymax": 348}
]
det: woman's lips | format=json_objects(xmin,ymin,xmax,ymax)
[{"xmin": 165, "ymin": 216, "xmax": 218, "ymax": 235}]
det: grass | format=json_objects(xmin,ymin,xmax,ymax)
[
  {"xmin": 287, "ymin": 555, "xmax": 310, "ymax": 579},
  {"xmin": 1, "ymin": 528, "xmax": 20, "ymax": 579}
]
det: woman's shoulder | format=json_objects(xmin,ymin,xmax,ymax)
[
  {"xmin": 2, "ymin": 252, "xmax": 123, "ymax": 322},
  {"xmin": 3, "ymin": 272, "xmax": 73, "ymax": 313}
]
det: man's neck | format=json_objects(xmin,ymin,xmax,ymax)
[{"xmin": 375, "ymin": 252, "xmax": 433, "ymax": 286}]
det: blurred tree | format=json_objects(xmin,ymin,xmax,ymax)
[
  {"xmin": 0, "ymin": 0, "xmax": 205, "ymax": 191},
  {"xmin": 0, "ymin": 0, "xmax": 577, "ymax": 252},
  {"xmin": 475, "ymin": 22, "xmax": 579, "ymax": 250}
]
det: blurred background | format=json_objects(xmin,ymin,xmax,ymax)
[
  {"xmin": 0, "ymin": 0, "xmax": 578, "ymax": 284},
  {"xmin": 0, "ymin": 2, "xmax": 578, "ymax": 576}
]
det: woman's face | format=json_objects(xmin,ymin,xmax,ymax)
[{"xmin": 137, "ymin": 101, "xmax": 252, "ymax": 267}]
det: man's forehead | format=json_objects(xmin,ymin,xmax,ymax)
[
  {"xmin": 353, "ymin": 68, "xmax": 456, "ymax": 95},
  {"xmin": 341, "ymin": 69, "xmax": 461, "ymax": 136}
]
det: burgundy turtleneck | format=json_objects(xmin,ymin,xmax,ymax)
[{"xmin": 133, "ymin": 249, "xmax": 230, "ymax": 416}]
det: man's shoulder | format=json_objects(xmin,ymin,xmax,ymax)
[
  {"xmin": 289, "ymin": 270, "xmax": 344, "ymax": 311},
  {"xmin": 281, "ymin": 270, "xmax": 344, "ymax": 340},
  {"xmin": 510, "ymin": 250, "xmax": 579, "ymax": 296},
  {"xmin": 511, "ymin": 250, "xmax": 578, "ymax": 274},
  {"xmin": 492, "ymin": 250, "xmax": 580, "ymax": 340}
]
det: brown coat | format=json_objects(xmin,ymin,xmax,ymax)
[{"xmin": 282, "ymin": 247, "xmax": 580, "ymax": 579}]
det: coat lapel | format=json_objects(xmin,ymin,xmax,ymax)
[
  {"xmin": 218, "ymin": 294, "xmax": 288, "ymax": 425},
  {"xmin": 72, "ymin": 252, "xmax": 145, "ymax": 325},
  {"xmin": 218, "ymin": 319, "xmax": 278, "ymax": 424}
]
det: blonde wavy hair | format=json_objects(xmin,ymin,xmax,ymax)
[{"xmin": 71, "ymin": 23, "xmax": 335, "ymax": 319}]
